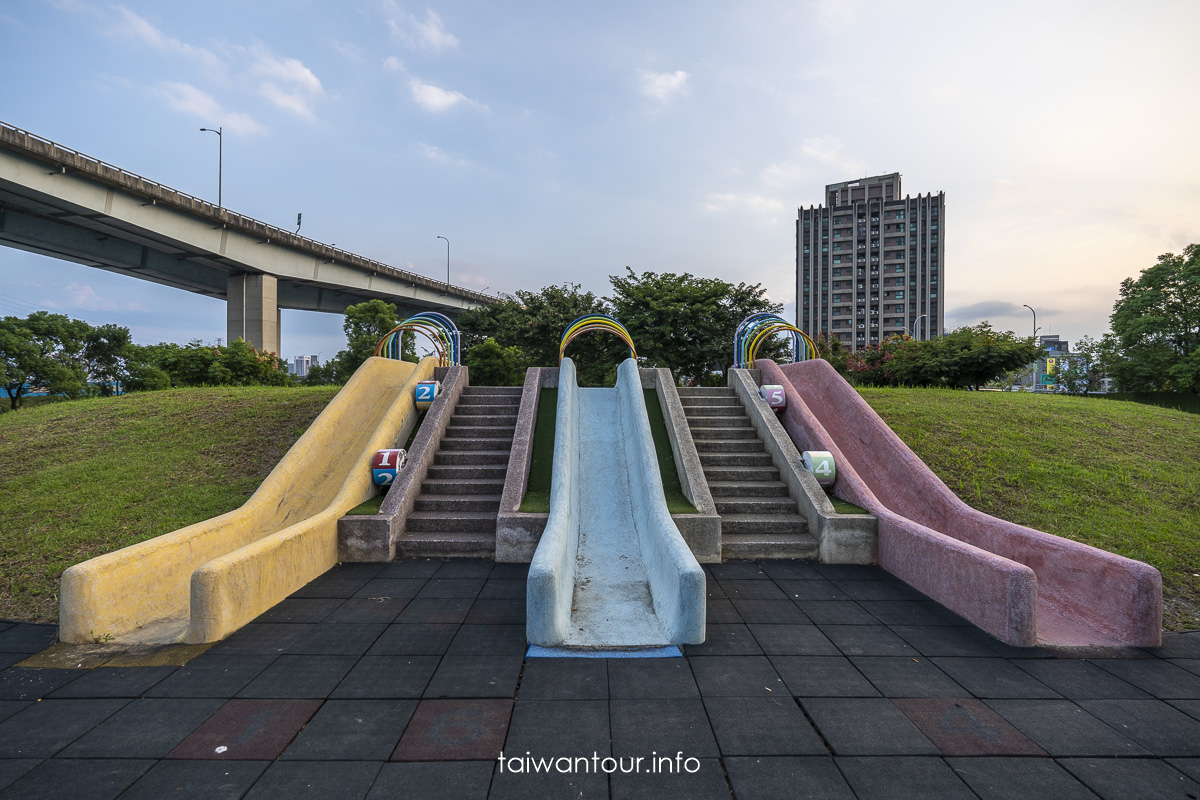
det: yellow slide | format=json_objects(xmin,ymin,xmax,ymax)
[{"xmin": 59, "ymin": 356, "xmax": 436, "ymax": 645}]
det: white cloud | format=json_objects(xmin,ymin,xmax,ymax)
[
  {"xmin": 701, "ymin": 192, "xmax": 784, "ymax": 216},
  {"xmin": 65, "ymin": 282, "xmax": 148, "ymax": 312},
  {"xmin": 639, "ymin": 69, "xmax": 689, "ymax": 102},
  {"xmin": 815, "ymin": 0, "xmax": 861, "ymax": 31},
  {"xmin": 385, "ymin": 5, "xmax": 459, "ymax": 52},
  {"xmin": 332, "ymin": 39, "xmax": 364, "ymax": 63},
  {"xmin": 409, "ymin": 78, "xmax": 482, "ymax": 112},
  {"xmin": 798, "ymin": 135, "xmax": 867, "ymax": 177},
  {"xmin": 383, "ymin": 56, "xmax": 405, "ymax": 72},
  {"xmin": 249, "ymin": 46, "xmax": 324, "ymax": 119},
  {"xmin": 156, "ymin": 82, "xmax": 265, "ymax": 135},
  {"xmin": 108, "ymin": 5, "xmax": 223, "ymax": 72},
  {"xmin": 418, "ymin": 143, "xmax": 471, "ymax": 166}
]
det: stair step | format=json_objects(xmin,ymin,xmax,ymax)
[
  {"xmin": 405, "ymin": 511, "xmax": 499, "ymax": 533},
  {"xmin": 678, "ymin": 395, "xmax": 741, "ymax": 407},
  {"xmin": 703, "ymin": 465, "xmax": 781, "ymax": 482},
  {"xmin": 426, "ymin": 465, "xmax": 508, "ymax": 480},
  {"xmin": 693, "ymin": 439, "xmax": 767, "ymax": 453},
  {"xmin": 690, "ymin": 427, "xmax": 757, "ymax": 441},
  {"xmin": 421, "ymin": 478, "xmax": 506, "ymax": 495},
  {"xmin": 446, "ymin": 418, "xmax": 518, "ymax": 430},
  {"xmin": 455, "ymin": 405, "xmax": 521, "ymax": 416},
  {"xmin": 685, "ymin": 407, "xmax": 747, "ymax": 418},
  {"xmin": 435, "ymin": 451, "xmax": 511, "ymax": 465},
  {"xmin": 415, "ymin": 495, "xmax": 503, "ymax": 512},
  {"xmin": 397, "ymin": 531, "xmax": 495, "ymax": 558},
  {"xmin": 722, "ymin": 532, "xmax": 818, "ymax": 560},
  {"xmin": 439, "ymin": 438, "xmax": 514, "ymax": 451},
  {"xmin": 706, "ymin": 480, "xmax": 789, "ymax": 498},
  {"xmin": 719, "ymin": 513, "xmax": 808, "ymax": 536},
  {"xmin": 715, "ymin": 498, "xmax": 798, "ymax": 514},
  {"xmin": 676, "ymin": 387, "xmax": 735, "ymax": 396},
  {"xmin": 457, "ymin": 395, "xmax": 521, "ymax": 406},
  {"xmin": 461, "ymin": 386, "xmax": 522, "ymax": 395},
  {"xmin": 686, "ymin": 416, "xmax": 751, "ymax": 428},
  {"xmin": 698, "ymin": 452, "xmax": 774, "ymax": 466}
]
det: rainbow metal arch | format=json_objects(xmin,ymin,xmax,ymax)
[
  {"xmin": 373, "ymin": 311, "xmax": 462, "ymax": 367},
  {"xmin": 733, "ymin": 313, "xmax": 818, "ymax": 369},
  {"xmin": 558, "ymin": 314, "xmax": 637, "ymax": 364}
]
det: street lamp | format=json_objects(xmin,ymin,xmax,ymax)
[
  {"xmin": 199, "ymin": 126, "xmax": 222, "ymax": 209},
  {"xmin": 911, "ymin": 314, "xmax": 928, "ymax": 339},
  {"xmin": 1022, "ymin": 304, "xmax": 1042, "ymax": 392},
  {"xmin": 436, "ymin": 235, "xmax": 449, "ymax": 292},
  {"xmin": 1022, "ymin": 304, "xmax": 1039, "ymax": 338}
]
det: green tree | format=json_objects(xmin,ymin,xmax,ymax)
[
  {"xmin": 334, "ymin": 299, "xmax": 400, "ymax": 379},
  {"xmin": 463, "ymin": 338, "xmax": 526, "ymax": 386},
  {"xmin": 813, "ymin": 334, "xmax": 851, "ymax": 379},
  {"xmin": 1105, "ymin": 244, "xmax": 1200, "ymax": 392},
  {"xmin": 0, "ymin": 312, "xmax": 89, "ymax": 409},
  {"xmin": 847, "ymin": 324, "xmax": 1040, "ymax": 390},
  {"xmin": 607, "ymin": 268, "xmax": 786, "ymax": 385},
  {"xmin": 1054, "ymin": 335, "xmax": 1107, "ymax": 395},
  {"xmin": 82, "ymin": 323, "xmax": 133, "ymax": 396}
]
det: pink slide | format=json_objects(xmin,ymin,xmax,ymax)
[{"xmin": 760, "ymin": 358, "xmax": 1162, "ymax": 648}]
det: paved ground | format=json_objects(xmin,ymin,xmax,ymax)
[{"xmin": 0, "ymin": 558, "xmax": 1198, "ymax": 799}]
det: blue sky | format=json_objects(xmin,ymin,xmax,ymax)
[{"xmin": 2, "ymin": 0, "xmax": 1198, "ymax": 360}]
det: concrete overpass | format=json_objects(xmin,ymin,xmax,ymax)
[{"xmin": 0, "ymin": 122, "xmax": 494, "ymax": 355}]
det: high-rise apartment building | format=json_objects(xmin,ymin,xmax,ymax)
[{"xmin": 796, "ymin": 173, "xmax": 944, "ymax": 351}]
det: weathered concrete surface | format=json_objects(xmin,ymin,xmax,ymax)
[
  {"xmin": 60, "ymin": 356, "xmax": 436, "ymax": 645},
  {"xmin": 763, "ymin": 357, "xmax": 1162, "ymax": 648},
  {"xmin": 496, "ymin": 367, "xmax": 554, "ymax": 562},
  {"xmin": 527, "ymin": 359, "xmax": 705, "ymax": 647},
  {"xmin": 728, "ymin": 369, "xmax": 877, "ymax": 564},
  {"xmin": 338, "ymin": 365, "xmax": 466, "ymax": 561}
]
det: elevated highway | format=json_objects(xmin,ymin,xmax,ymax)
[{"xmin": 0, "ymin": 122, "xmax": 493, "ymax": 354}]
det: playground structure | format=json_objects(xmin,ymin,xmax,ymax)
[
  {"xmin": 559, "ymin": 313, "xmax": 637, "ymax": 363},
  {"xmin": 733, "ymin": 312, "xmax": 818, "ymax": 369},
  {"xmin": 374, "ymin": 311, "xmax": 462, "ymax": 366}
]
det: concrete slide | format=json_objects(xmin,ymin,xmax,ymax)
[
  {"xmin": 60, "ymin": 356, "xmax": 437, "ymax": 645},
  {"xmin": 527, "ymin": 358, "xmax": 705, "ymax": 648},
  {"xmin": 760, "ymin": 358, "xmax": 1161, "ymax": 647}
]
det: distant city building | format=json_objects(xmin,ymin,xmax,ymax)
[
  {"xmin": 1015, "ymin": 335, "xmax": 1101, "ymax": 392},
  {"xmin": 289, "ymin": 354, "xmax": 320, "ymax": 377},
  {"xmin": 796, "ymin": 173, "xmax": 945, "ymax": 352}
]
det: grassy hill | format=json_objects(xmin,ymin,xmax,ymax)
[{"xmin": 0, "ymin": 385, "xmax": 1195, "ymax": 632}]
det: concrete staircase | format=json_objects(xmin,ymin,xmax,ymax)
[
  {"xmin": 676, "ymin": 386, "xmax": 818, "ymax": 560},
  {"xmin": 398, "ymin": 385, "xmax": 521, "ymax": 557}
]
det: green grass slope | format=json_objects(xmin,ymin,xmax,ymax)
[
  {"xmin": 858, "ymin": 389, "xmax": 1200, "ymax": 631},
  {"xmin": 0, "ymin": 386, "xmax": 339, "ymax": 624}
]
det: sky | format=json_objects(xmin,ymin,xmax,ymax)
[{"xmin": 1, "ymin": 0, "xmax": 1198, "ymax": 360}]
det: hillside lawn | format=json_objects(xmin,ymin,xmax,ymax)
[{"xmin": 0, "ymin": 384, "xmax": 1195, "ymax": 632}]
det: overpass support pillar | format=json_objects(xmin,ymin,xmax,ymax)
[{"xmin": 227, "ymin": 273, "xmax": 281, "ymax": 356}]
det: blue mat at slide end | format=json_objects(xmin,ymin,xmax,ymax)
[{"xmin": 526, "ymin": 645, "xmax": 683, "ymax": 659}]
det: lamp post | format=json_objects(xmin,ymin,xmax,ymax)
[
  {"xmin": 911, "ymin": 314, "xmax": 928, "ymax": 339},
  {"xmin": 199, "ymin": 126, "xmax": 222, "ymax": 209},
  {"xmin": 436, "ymin": 235, "xmax": 449, "ymax": 292},
  {"xmin": 1023, "ymin": 304, "xmax": 1042, "ymax": 391}
]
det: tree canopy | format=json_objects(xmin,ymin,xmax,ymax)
[{"xmin": 846, "ymin": 324, "xmax": 1042, "ymax": 390}]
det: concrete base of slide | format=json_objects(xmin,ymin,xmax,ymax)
[
  {"xmin": 59, "ymin": 356, "xmax": 437, "ymax": 645},
  {"xmin": 527, "ymin": 358, "xmax": 705, "ymax": 648},
  {"xmin": 759, "ymin": 358, "xmax": 1162, "ymax": 648}
]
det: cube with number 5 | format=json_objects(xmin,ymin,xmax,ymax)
[{"xmin": 759, "ymin": 384, "xmax": 786, "ymax": 411}]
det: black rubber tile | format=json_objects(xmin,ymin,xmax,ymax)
[
  {"xmin": 352, "ymin": 578, "xmax": 427, "ymax": 601},
  {"xmin": 860, "ymin": 601, "xmax": 959, "ymax": 626},
  {"xmin": 477, "ymin": 579, "xmax": 526, "ymax": 599},
  {"xmin": 290, "ymin": 566, "xmax": 380, "ymax": 599},
  {"xmin": 932, "ymin": 658, "xmax": 1062, "ymax": 698},
  {"xmin": 794, "ymin": 600, "xmax": 876, "ymax": 625},
  {"xmin": 462, "ymin": 598, "xmax": 525, "ymax": 625},
  {"xmin": 802, "ymin": 698, "xmax": 937, "ymax": 755},
  {"xmin": 0, "ymin": 624, "xmax": 57, "ymax": 654},
  {"xmin": 718, "ymin": 579, "xmax": 789, "ymax": 600},
  {"xmin": 0, "ymin": 654, "xmax": 22, "ymax": 670},
  {"xmin": 724, "ymin": 756, "xmax": 854, "ymax": 799},
  {"xmin": 946, "ymin": 756, "xmax": 1097, "ymax": 800},
  {"xmin": 1077, "ymin": 698, "xmax": 1200, "ymax": 756},
  {"xmin": 1167, "ymin": 758, "xmax": 1200, "ymax": 783},
  {"xmin": 775, "ymin": 579, "xmax": 850, "ymax": 601},
  {"xmin": 242, "ymin": 760, "xmax": 381, "ymax": 800},
  {"xmin": 690, "ymin": 655, "xmax": 786, "ymax": 697},
  {"xmin": 322, "ymin": 597, "xmax": 408, "ymax": 624},
  {"xmin": 432, "ymin": 559, "xmax": 495, "ymax": 580},
  {"xmin": 48, "ymin": 666, "xmax": 175, "ymax": 699},
  {"xmin": 822, "ymin": 625, "xmax": 918, "ymax": 657},
  {"xmin": 1012, "ymin": 659, "xmax": 1150, "ymax": 700},
  {"xmin": 488, "ymin": 562, "xmax": 529, "ymax": 580},
  {"xmin": 704, "ymin": 696, "xmax": 825, "ymax": 756},
  {"xmin": 814, "ymin": 564, "xmax": 892, "ymax": 581},
  {"xmin": 504, "ymin": 699, "xmax": 610, "ymax": 755},
  {"xmin": 376, "ymin": 559, "xmax": 442, "ymax": 580},
  {"xmin": 611, "ymin": 757, "xmax": 731, "ymax": 799},
  {"xmin": 0, "ymin": 758, "xmax": 153, "ymax": 800},
  {"xmin": 610, "ymin": 697, "xmax": 718, "ymax": 758},
  {"xmin": 0, "ymin": 700, "xmax": 30, "ymax": 723},
  {"xmin": 761, "ymin": 561, "xmax": 824, "ymax": 580},
  {"xmin": 282, "ymin": 699, "xmax": 416, "ymax": 760},
  {"xmin": 1095, "ymin": 659, "xmax": 1200, "ymax": 699},
  {"xmin": 985, "ymin": 699, "xmax": 1150, "ymax": 757},
  {"xmin": 892, "ymin": 625, "xmax": 1009, "ymax": 658},
  {"xmin": 707, "ymin": 562, "xmax": 770, "ymax": 580},
  {"xmin": 1173, "ymin": 659, "xmax": 1200, "ymax": 677},
  {"xmin": 488, "ymin": 767, "xmax": 607, "ymax": 800},
  {"xmin": 285, "ymin": 622, "xmax": 387, "ymax": 656},
  {"xmin": 518, "ymin": 658, "xmax": 607, "ymax": 700},
  {"xmin": 416, "ymin": 578, "xmax": 486, "ymax": 599},
  {"xmin": 253, "ymin": 597, "xmax": 343, "ymax": 624},
  {"xmin": 446, "ymin": 624, "xmax": 527, "ymax": 656},
  {"xmin": 59, "ymin": 697, "xmax": 224, "ymax": 758},
  {"xmin": 730, "ymin": 599, "xmax": 810, "ymax": 624},
  {"xmin": 684, "ymin": 624, "xmax": 763, "ymax": 656},
  {"xmin": 831, "ymin": 580, "xmax": 922, "ymax": 602},
  {"xmin": 0, "ymin": 698, "xmax": 127, "ymax": 758},
  {"xmin": 770, "ymin": 655, "xmax": 880, "ymax": 697},
  {"xmin": 331, "ymin": 655, "xmax": 439, "ymax": 699},
  {"xmin": 423, "ymin": 655, "xmax": 522, "ymax": 698},
  {"xmin": 236, "ymin": 655, "xmax": 358, "ymax": 699},
  {"xmin": 850, "ymin": 656, "xmax": 967, "ymax": 698},
  {"xmin": 119, "ymin": 760, "xmax": 270, "ymax": 800},
  {"xmin": 367, "ymin": 623, "xmax": 459, "ymax": 656},
  {"xmin": 608, "ymin": 658, "xmax": 699, "ymax": 699},
  {"xmin": 705, "ymin": 598, "xmax": 742, "ymax": 623},
  {"xmin": 1151, "ymin": 632, "xmax": 1200, "ymax": 660},
  {"xmin": 706, "ymin": 578, "xmax": 727, "ymax": 599},
  {"xmin": 392, "ymin": 699, "xmax": 512, "ymax": 761},
  {"xmin": 893, "ymin": 698, "xmax": 1046, "ymax": 756},
  {"xmin": 395, "ymin": 598, "xmax": 473, "ymax": 624},
  {"xmin": 1170, "ymin": 699, "xmax": 1200, "ymax": 722},
  {"xmin": 204, "ymin": 623, "xmax": 315, "ymax": 656},
  {"xmin": 0, "ymin": 759, "xmax": 40, "ymax": 793},
  {"xmin": 836, "ymin": 756, "xmax": 976, "ymax": 800},
  {"xmin": 367, "ymin": 761, "xmax": 493, "ymax": 800},
  {"xmin": 748, "ymin": 624, "xmax": 839, "ymax": 656},
  {"xmin": 0, "ymin": 667, "xmax": 82, "ymax": 700},
  {"xmin": 1059, "ymin": 757, "xmax": 1200, "ymax": 800},
  {"xmin": 167, "ymin": 698, "xmax": 322, "ymax": 761},
  {"xmin": 146, "ymin": 655, "xmax": 275, "ymax": 698}
]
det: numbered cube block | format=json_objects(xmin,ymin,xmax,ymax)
[
  {"xmin": 414, "ymin": 380, "xmax": 440, "ymax": 410},
  {"xmin": 760, "ymin": 384, "xmax": 786, "ymax": 411},
  {"xmin": 372, "ymin": 448, "xmax": 407, "ymax": 487},
  {"xmin": 801, "ymin": 450, "xmax": 837, "ymax": 488}
]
